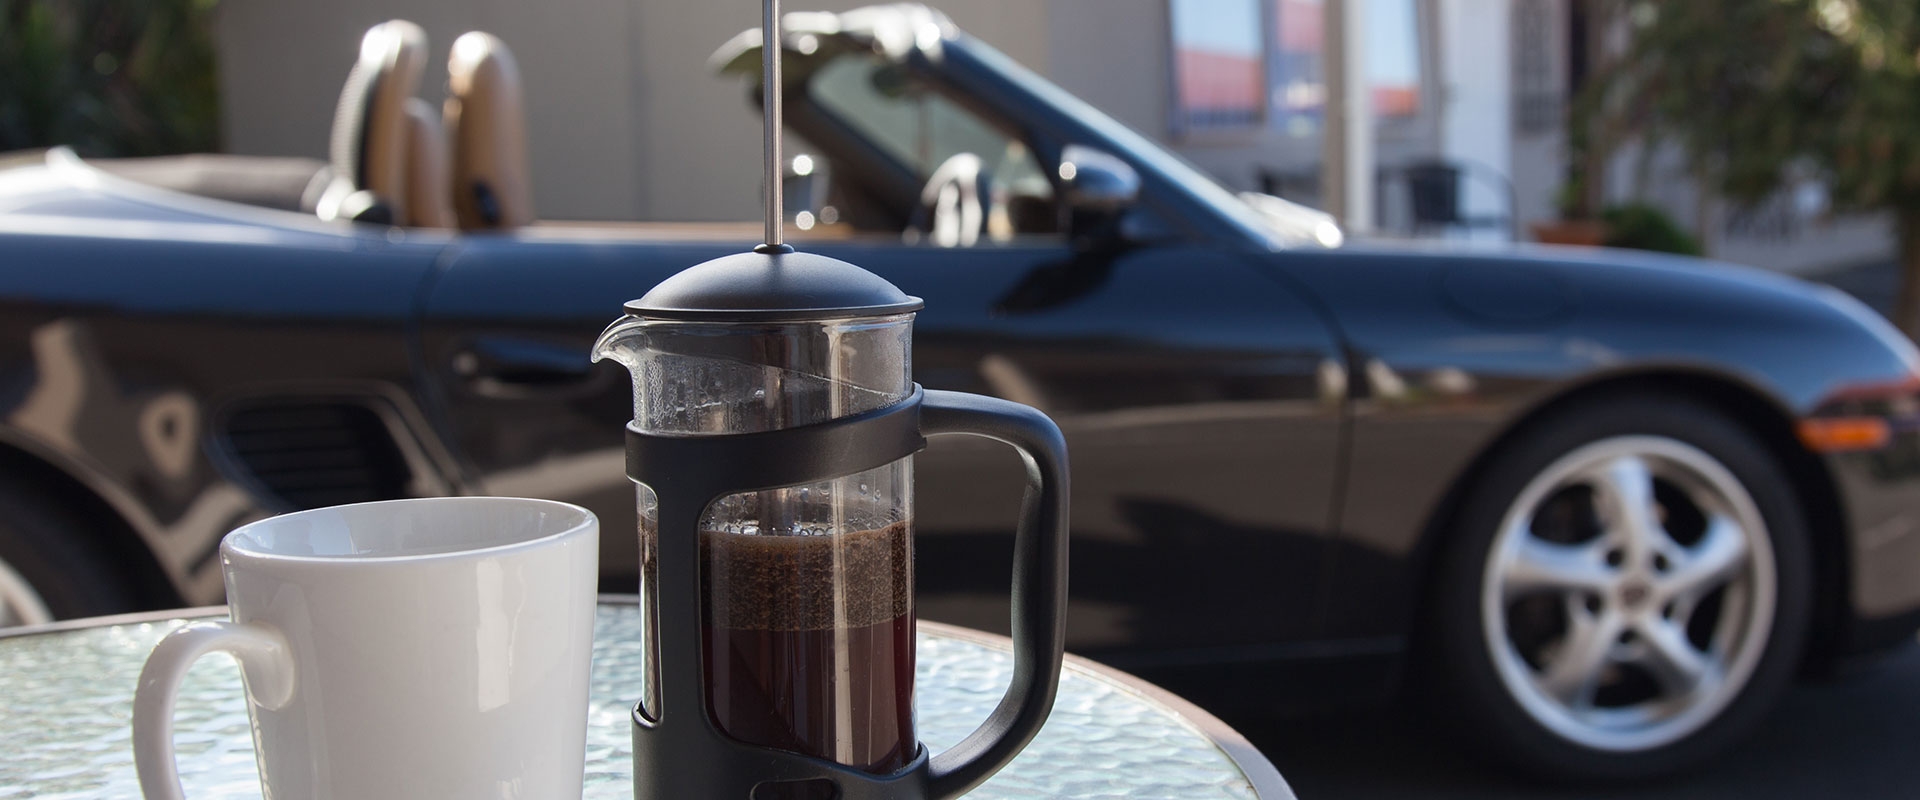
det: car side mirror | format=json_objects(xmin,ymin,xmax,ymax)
[{"xmin": 1059, "ymin": 144, "xmax": 1140, "ymax": 248}]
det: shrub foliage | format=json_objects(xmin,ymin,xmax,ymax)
[{"xmin": 0, "ymin": 0, "xmax": 221, "ymax": 157}]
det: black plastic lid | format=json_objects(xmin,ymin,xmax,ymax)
[{"xmin": 624, "ymin": 246, "xmax": 924, "ymax": 322}]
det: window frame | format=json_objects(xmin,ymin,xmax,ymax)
[
  {"xmin": 1162, "ymin": 0, "xmax": 1443, "ymax": 151},
  {"xmin": 1164, "ymin": 0, "xmax": 1273, "ymax": 140},
  {"xmin": 1370, "ymin": 0, "xmax": 1443, "ymax": 146}
]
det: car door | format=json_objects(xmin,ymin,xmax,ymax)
[{"xmin": 419, "ymin": 227, "xmax": 1344, "ymax": 666}]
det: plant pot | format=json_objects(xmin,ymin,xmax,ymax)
[{"xmin": 1530, "ymin": 220, "xmax": 1609, "ymax": 247}]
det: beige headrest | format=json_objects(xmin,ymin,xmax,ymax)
[
  {"xmin": 446, "ymin": 32, "xmax": 534, "ymax": 229},
  {"xmin": 318, "ymin": 20, "xmax": 428, "ymax": 225},
  {"xmin": 402, "ymin": 99, "xmax": 456, "ymax": 228}
]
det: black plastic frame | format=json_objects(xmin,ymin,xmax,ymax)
[{"xmin": 625, "ymin": 386, "xmax": 1070, "ymax": 800}]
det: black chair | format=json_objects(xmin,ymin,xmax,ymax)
[{"xmin": 1382, "ymin": 158, "xmax": 1519, "ymax": 240}]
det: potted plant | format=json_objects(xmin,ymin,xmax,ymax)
[
  {"xmin": 1529, "ymin": 0, "xmax": 1620, "ymax": 247},
  {"xmin": 1531, "ymin": 169, "xmax": 1609, "ymax": 246}
]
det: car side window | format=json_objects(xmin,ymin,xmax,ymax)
[{"xmin": 807, "ymin": 56, "xmax": 1058, "ymax": 244}]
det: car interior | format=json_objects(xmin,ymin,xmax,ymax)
[{"xmin": 70, "ymin": 19, "xmax": 1071, "ymax": 249}]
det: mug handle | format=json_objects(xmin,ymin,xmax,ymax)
[
  {"xmin": 132, "ymin": 620, "xmax": 296, "ymax": 800},
  {"xmin": 919, "ymin": 389, "xmax": 1070, "ymax": 800}
]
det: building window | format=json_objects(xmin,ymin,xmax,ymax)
[
  {"xmin": 1365, "ymin": 0, "xmax": 1424, "ymax": 122},
  {"xmin": 1271, "ymin": 0, "xmax": 1327, "ymax": 137},
  {"xmin": 1513, "ymin": 0, "xmax": 1562, "ymax": 134},
  {"xmin": 1175, "ymin": 0, "xmax": 1427, "ymax": 139},
  {"xmin": 1171, "ymin": 0, "xmax": 1267, "ymax": 131}
]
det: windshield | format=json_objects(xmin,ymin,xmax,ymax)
[
  {"xmin": 950, "ymin": 36, "xmax": 1300, "ymax": 249},
  {"xmin": 807, "ymin": 55, "xmax": 1053, "ymax": 200}
]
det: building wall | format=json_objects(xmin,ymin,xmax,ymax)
[
  {"xmin": 1508, "ymin": 0, "xmax": 1567, "ymax": 235},
  {"xmin": 213, "ymin": 0, "xmax": 1048, "ymax": 222},
  {"xmin": 1043, "ymin": 0, "xmax": 1169, "ymax": 140},
  {"xmin": 1436, "ymin": 0, "xmax": 1511, "ymax": 239},
  {"xmin": 216, "ymin": 0, "xmax": 647, "ymax": 220}
]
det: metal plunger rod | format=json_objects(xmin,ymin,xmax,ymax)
[
  {"xmin": 762, "ymin": 0, "xmax": 783, "ymax": 248},
  {"xmin": 757, "ymin": 0, "xmax": 794, "ymax": 536}
]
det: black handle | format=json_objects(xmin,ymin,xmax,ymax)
[{"xmin": 918, "ymin": 389, "xmax": 1070, "ymax": 800}]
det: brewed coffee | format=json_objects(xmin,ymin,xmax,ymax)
[{"xmin": 701, "ymin": 520, "xmax": 915, "ymax": 778}]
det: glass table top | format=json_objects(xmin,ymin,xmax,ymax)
[{"xmin": 0, "ymin": 603, "xmax": 1290, "ymax": 799}]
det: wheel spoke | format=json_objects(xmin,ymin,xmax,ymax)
[
  {"xmin": 1505, "ymin": 535, "xmax": 1614, "ymax": 599},
  {"xmin": 1597, "ymin": 456, "xmax": 1667, "ymax": 559},
  {"xmin": 1637, "ymin": 618, "xmax": 1717, "ymax": 697},
  {"xmin": 1539, "ymin": 607, "xmax": 1621, "ymax": 709},
  {"xmin": 1667, "ymin": 590, "xmax": 1702, "ymax": 629},
  {"xmin": 1664, "ymin": 514, "xmax": 1749, "ymax": 599}
]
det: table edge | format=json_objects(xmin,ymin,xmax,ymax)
[
  {"xmin": 0, "ymin": 604, "xmax": 232, "ymax": 639},
  {"xmin": 914, "ymin": 620, "xmax": 1295, "ymax": 800},
  {"xmin": 3, "ymin": 596, "xmax": 1296, "ymax": 800}
]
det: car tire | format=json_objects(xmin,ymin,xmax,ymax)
[
  {"xmin": 0, "ymin": 479, "xmax": 143, "ymax": 625},
  {"xmin": 1426, "ymin": 394, "xmax": 1812, "ymax": 781}
]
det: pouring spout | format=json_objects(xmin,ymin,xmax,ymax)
[{"xmin": 590, "ymin": 315, "xmax": 648, "ymax": 373}]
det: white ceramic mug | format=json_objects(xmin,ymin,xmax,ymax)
[{"xmin": 132, "ymin": 497, "xmax": 599, "ymax": 800}]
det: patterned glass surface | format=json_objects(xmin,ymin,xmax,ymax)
[{"xmin": 0, "ymin": 606, "xmax": 1270, "ymax": 798}]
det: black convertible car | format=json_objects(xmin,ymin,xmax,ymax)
[{"xmin": 2, "ymin": 5, "xmax": 1917, "ymax": 781}]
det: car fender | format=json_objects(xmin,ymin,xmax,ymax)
[{"xmin": 1265, "ymin": 244, "xmax": 1920, "ymax": 647}]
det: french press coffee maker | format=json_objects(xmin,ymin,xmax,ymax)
[{"xmin": 591, "ymin": 3, "xmax": 1069, "ymax": 798}]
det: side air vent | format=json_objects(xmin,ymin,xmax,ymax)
[{"xmin": 220, "ymin": 401, "xmax": 412, "ymax": 511}]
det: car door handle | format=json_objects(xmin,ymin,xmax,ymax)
[{"xmin": 452, "ymin": 336, "xmax": 602, "ymax": 398}]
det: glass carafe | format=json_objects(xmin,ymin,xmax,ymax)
[{"xmin": 595, "ymin": 310, "xmax": 918, "ymax": 776}]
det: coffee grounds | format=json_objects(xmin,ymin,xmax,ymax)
[{"xmin": 702, "ymin": 521, "xmax": 911, "ymax": 631}]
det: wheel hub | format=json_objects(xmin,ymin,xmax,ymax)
[{"xmin": 1618, "ymin": 579, "xmax": 1652, "ymax": 611}]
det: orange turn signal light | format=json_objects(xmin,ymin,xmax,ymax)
[{"xmin": 1798, "ymin": 417, "xmax": 1893, "ymax": 453}]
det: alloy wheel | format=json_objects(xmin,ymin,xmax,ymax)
[
  {"xmin": 0, "ymin": 553, "xmax": 53, "ymax": 627},
  {"xmin": 1481, "ymin": 435, "xmax": 1776, "ymax": 752}
]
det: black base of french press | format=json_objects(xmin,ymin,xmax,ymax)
[
  {"xmin": 623, "ymin": 387, "xmax": 1069, "ymax": 800},
  {"xmin": 630, "ymin": 708, "xmax": 934, "ymax": 800}
]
